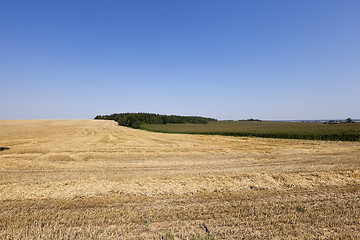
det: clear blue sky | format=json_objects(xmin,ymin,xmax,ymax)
[{"xmin": 1, "ymin": 1, "xmax": 359, "ymax": 120}]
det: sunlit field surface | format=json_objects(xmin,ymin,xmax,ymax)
[
  {"xmin": 1, "ymin": 120, "xmax": 359, "ymax": 239},
  {"xmin": 142, "ymin": 121, "xmax": 360, "ymax": 141}
]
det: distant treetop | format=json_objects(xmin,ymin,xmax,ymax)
[
  {"xmin": 238, "ymin": 118, "xmax": 262, "ymax": 122},
  {"xmin": 95, "ymin": 113, "xmax": 217, "ymax": 129}
]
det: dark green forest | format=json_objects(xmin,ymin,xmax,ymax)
[{"xmin": 94, "ymin": 113, "xmax": 217, "ymax": 128}]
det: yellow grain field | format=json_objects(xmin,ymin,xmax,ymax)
[{"xmin": 1, "ymin": 120, "xmax": 359, "ymax": 239}]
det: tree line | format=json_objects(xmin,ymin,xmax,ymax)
[
  {"xmin": 323, "ymin": 118, "xmax": 355, "ymax": 124},
  {"xmin": 94, "ymin": 113, "xmax": 217, "ymax": 129}
]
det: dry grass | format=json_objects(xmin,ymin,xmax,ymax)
[{"xmin": 0, "ymin": 120, "xmax": 359, "ymax": 239}]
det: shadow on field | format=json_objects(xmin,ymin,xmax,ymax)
[{"xmin": 0, "ymin": 147, "xmax": 10, "ymax": 151}]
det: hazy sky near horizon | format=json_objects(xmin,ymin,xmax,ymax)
[{"xmin": 1, "ymin": 1, "xmax": 359, "ymax": 120}]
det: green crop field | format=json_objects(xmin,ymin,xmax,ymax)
[{"xmin": 141, "ymin": 121, "xmax": 360, "ymax": 141}]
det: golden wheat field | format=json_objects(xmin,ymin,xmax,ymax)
[{"xmin": 0, "ymin": 120, "xmax": 359, "ymax": 239}]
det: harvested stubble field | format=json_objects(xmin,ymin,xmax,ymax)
[{"xmin": 0, "ymin": 120, "xmax": 359, "ymax": 239}]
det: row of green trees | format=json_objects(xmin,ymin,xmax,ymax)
[{"xmin": 94, "ymin": 113, "xmax": 217, "ymax": 129}]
